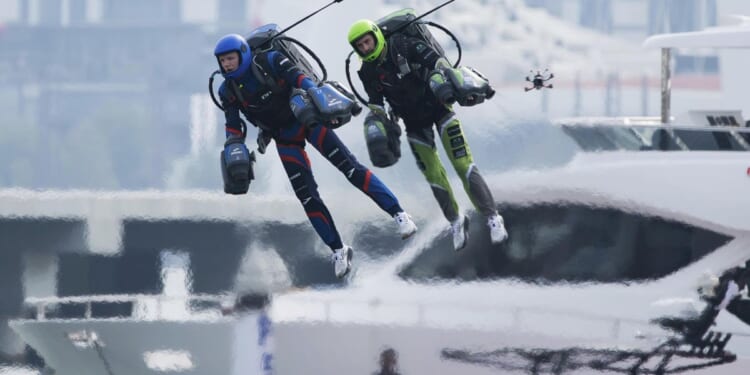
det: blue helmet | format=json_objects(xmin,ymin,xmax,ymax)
[{"xmin": 214, "ymin": 34, "xmax": 252, "ymax": 79}]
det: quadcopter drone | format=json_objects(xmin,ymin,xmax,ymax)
[{"xmin": 525, "ymin": 69, "xmax": 554, "ymax": 91}]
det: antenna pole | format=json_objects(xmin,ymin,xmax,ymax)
[
  {"xmin": 389, "ymin": 0, "xmax": 455, "ymax": 35},
  {"xmin": 276, "ymin": 0, "xmax": 344, "ymax": 38},
  {"xmin": 661, "ymin": 48, "xmax": 671, "ymax": 124}
]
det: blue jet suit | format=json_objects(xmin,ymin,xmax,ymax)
[{"xmin": 219, "ymin": 50, "xmax": 404, "ymax": 251}]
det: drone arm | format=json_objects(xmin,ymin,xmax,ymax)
[{"xmin": 524, "ymin": 69, "xmax": 555, "ymax": 91}]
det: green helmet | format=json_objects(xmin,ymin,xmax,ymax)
[{"xmin": 348, "ymin": 19, "xmax": 386, "ymax": 62}]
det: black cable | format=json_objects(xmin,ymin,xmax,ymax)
[
  {"xmin": 209, "ymin": 70, "xmax": 223, "ymax": 111},
  {"xmin": 387, "ymin": 0, "xmax": 455, "ymax": 36},
  {"xmin": 425, "ymin": 21, "xmax": 462, "ymax": 67},
  {"xmin": 279, "ymin": 36, "xmax": 328, "ymax": 82},
  {"xmin": 209, "ymin": 0, "xmax": 344, "ymax": 110},
  {"xmin": 345, "ymin": 51, "xmax": 368, "ymax": 105},
  {"xmin": 94, "ymin": 341, "xmax": 115, "ymax": 375},
  {"xmin": 273, "ymin": 0, "xmax": 344, "ymax": 45},
  {"xmin": 345, "ymin": 21, "xmax": 462, "ymax": 106}
]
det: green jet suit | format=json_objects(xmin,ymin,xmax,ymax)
[{"xmin": 407, "ymin": 112, "xmax": 497, "ymax": 223}]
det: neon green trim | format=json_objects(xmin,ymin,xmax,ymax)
[
  {"xmin": 439, "ymin": 118, "xmax": 477, "ymax": 204},
  {"xmin": 408, "ymin": 138, "xmax": 459, "ymax": 214}
]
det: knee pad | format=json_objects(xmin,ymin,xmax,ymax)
[{"xmin": 440, "ymin": 119, "xmax": 473, "ymax": 176}]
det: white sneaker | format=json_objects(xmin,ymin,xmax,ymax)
[
  {"xmin": 332, "ymin": 245, "xmax": 353, "ymax": 278},
  {"xmin": 451, "ymin": 215, "xmax": 469, "ymax": 251},
  {"xmin": 488, "ymin": 214, "xmax": 508, "ymax": 244},
  {"xmin": 394, "ymin": 212, "xmax": 417, "ymax": 239}
]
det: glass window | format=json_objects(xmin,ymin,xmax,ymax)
[
  {"xmin": 562, "ymin": 124, "xmax": 750, "ymax": 152},
  {"xmin": 642, "ymin": 128, "xmax": 683, "ymax": 150},
  {"xmin": 561, "ymin": 125, "xmax": 646, "ymax": 151},
  {"xmin": 673, "ymin": 129, "xmax": 748, "ymax": 151},
  {"xmin": 398, "ymin": 204, "xmax": 731, "ymax": 284}
]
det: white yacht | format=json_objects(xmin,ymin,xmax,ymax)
[
  {"xmin": 9, "ymin": 18, "xmax": 750, "ymax": 375},
  {"xmin": 267, "ymin": 21, "xmax": 750, "ymax": 375},
  {"xmin": 9, "ymin": 251, "xmax": 274, "ymax": 375}
]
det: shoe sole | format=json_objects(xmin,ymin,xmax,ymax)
[
  {"xmin": 401, "ymin": 226, "xmax": 417, "ymax": 239},
  {"xmin": 336, "ymin": 247, "xmax": 354, "ymax": 279},
  {"xmin": 455, "ymin": 215, "xmax": 469, "ymax": 251},
  {"xmin": 491, "ymin": 231, "xmax": 508, "ymax": 244}
]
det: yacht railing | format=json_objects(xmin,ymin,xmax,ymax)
[
  {"xmin": 22, "ymin": 294, "xmax": 237, "ymax": 321},
  {"xmin": 273, "ymin": 296, "xmax": 659, "ymax": 342},
  {"xmin": 553, "ymin": 117, "xmax": 750, "ymax": 130}
]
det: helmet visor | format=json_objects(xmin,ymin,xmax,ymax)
[{"xmin": 352, "ymin": 31, "xmax": 382, "ymax": 61}]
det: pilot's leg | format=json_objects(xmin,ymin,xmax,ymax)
[
  {"xmin": 406, "ymin": 125, "xmax": 459, "ymax": 223},
  {"xmin": 437, "ymin": 113, "xmax": 497, "ymax": 218},
  {"xmin": 275, "ymin": 138, "xmax": 343, "ymax": 251},
  {"xmin": 306, "ymin": 125, "xmax": 404, "ymax": 216}
]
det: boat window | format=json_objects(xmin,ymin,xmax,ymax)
[
  {"xmin": 644, "ymin": 128, "xmax": 683, "ymax": 150},
  {"xmin": 562, "ymin": 124, "xmax": 750, "ymax": 152},
  {"xmin": 561, "ymin": 125, "xmax": 645, "ymax": 151},
  {"xmin": 673, "ymin": 130, "xmax": 748, "ymax": 151},
  {"xmin": 398, "ymin": 204, "xmax": 731, "ymax": 284}
]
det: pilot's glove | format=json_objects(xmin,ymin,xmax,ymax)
[{"xmin": 428, "ymin": 69, "xmax": 456, "ymax": 105}]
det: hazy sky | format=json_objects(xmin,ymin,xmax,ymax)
[
  {"xmin": 0, "ymin": 0, "xmax": 364, "ymax": 23},
  {"xmin": 0, "ymin": 0, "xmax": 388, "ymax": 84},
  {"xmin": 0, "ymin": 0, "xmax": 18, "ymax": 22},
  {"xmin": 3, "ymin": 1, "xmax": 750, "ymax": 25},
  {"xmin": 0, "ymin": 0, "xmax": 216, "ymax": 23}
]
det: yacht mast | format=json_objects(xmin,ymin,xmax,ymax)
[
  {"xmin": 645, "ymin": 20, "xmax": 750, "ymax": 124},
  {"xmin": 660, "ymin": 48, "xmax": 671, "ymax": 124}
]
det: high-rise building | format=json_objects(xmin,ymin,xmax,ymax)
[
  {"xmin": 37, "ymin": 0, "xmax": 63, "ymax": 26},
  {"xmin": 524, "ymin": 0, "xmax": 717, "ymax": 39},
  {"xmin": 648, "ymin": 0, "xmax": 717, "ymax": 34},
  {"xmin": 0, "ymin": 0, "xmax": 218, "ymax": 189},
  {"xmin": 579, "ymin": 0, "xmax": 613, "ymax": 34},
  {"xmin": 525, "ymin": 0, "xmax": 565, "ymax": 17},
  {"xmin": 218, "ymin": 0, "xmax": 248, "ymax": 26},
  {"xmin": 102, "ymin": 0, "xmax": 181, "ymax": 25},
  {"xmin": 524, "ymin": 0, "xmax": 719, "ymax": 73},
  {"xmin": 69, "ymin": 0, "xmax": 88, "ymax": 25}
]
